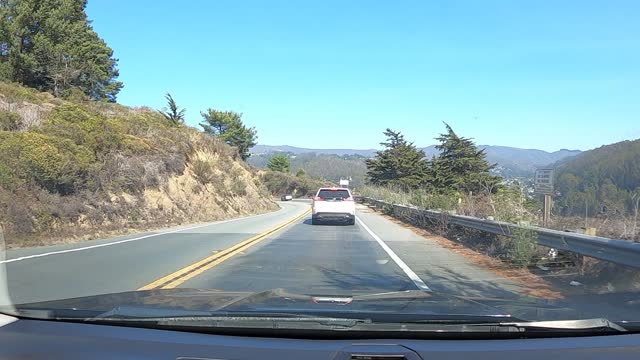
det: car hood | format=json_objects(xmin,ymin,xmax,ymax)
[{"xmin": 10, "ymin": 288, "xmax": 579, "ymax": 322}]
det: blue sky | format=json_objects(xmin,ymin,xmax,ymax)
[{"xmin": 86, "ymin": 0, "xmax": 639, "ymax": 152}]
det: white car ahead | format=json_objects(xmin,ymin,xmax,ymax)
[{"xmin": 311, "ymin": 187, "xmax": 356, "ymax": 225}]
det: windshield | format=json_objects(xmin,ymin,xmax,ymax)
[
  {"xmin": 1, "ymin": 0, "xmax": 640, "ymax": 338},
  {"xmin": 317, "ymin": 189, "xmax": 351, "ymax": 200}
]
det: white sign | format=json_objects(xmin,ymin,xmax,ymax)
[
  {"xmin": 339, "ymin": 179, "xmax": 350, "ymax": 187},
  {"xmin": 535, "ymin": 168, "xmax": 554, "ymax": 195}
]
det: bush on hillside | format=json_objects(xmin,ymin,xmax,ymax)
[
  {"xmin": 0, "ymin": 111, "xmax": 22, "ymax": 131},
  {"xmin": 0, "ymin": 132, "xmax": 94, "ymax": 194},
  {"xmin": 261, "ymin": 171, "xmax": 328, "ymax": 197},
  {"xmin": 192, "ymin": 159, "xmax": 215, "ymax": 184},
  {"xmin": 0, "ymin": 82, "xmax": 48, "ymax": 104}
]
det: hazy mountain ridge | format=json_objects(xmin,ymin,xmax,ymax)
[
  {"xmin": 251, "ymin": 145, "xmax": 378, "ymax": 157},
  {"xmin": 251, "ymin": 144, "xmax": 582, "ymax": 178},
  {"xmin": 248, "ymin": 152, "xmax": 368, "ymax": 186}
]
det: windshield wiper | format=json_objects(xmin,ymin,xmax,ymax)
[
  {"xmin": 81, "ymin": 314, "xmax": 370, "ymax": 331},
  {"xmin": 49, "ymin": 314, "xmax": 633, "ymax": 338},
  {"xmin": 86, "ymin": 313, "xmax": 628, "ymax": 332},
  {"xmin": 486, "ymin": 318, "xmax": 628, "ymax": 333}
]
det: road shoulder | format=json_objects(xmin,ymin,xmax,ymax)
[{"xmin": 355, "ymin": 204, "xmax": 562, "ymax": 300}]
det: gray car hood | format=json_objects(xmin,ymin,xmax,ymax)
[{"xmin": 10, "ymin": 288, "xmax": 580, "ymax": 322}]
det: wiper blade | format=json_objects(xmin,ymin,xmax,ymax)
[
  {"xmin": 479, "ymin": 318, "xmax": 628, "ymax": 333},
  {"xmin": 163, "ymin": 315, "xmax": 366, "ymax": 327},
  {"xmin": 52, "ymin": 314, "xmax": 632, "ymax": 338},
  {"xmin": 82, "ymin": 315, "xmax": 369, "ymax": 330}
]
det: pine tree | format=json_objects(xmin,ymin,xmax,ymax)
[
  {"xmin": 267, "ymin": 155, "xmax": 290, "ymax": 173},
  {"xmin": 160, "ymin": 93, "xmax": 185, "ymax": 126},
  {"xmin": 431, "ymin": 123, "xmax": 500, "ymax": 194},
  {"xmin": 0, "ymin": 0, "xmax": 122, "ymax": 101},
  {"xmin": 200, "ymin": 109, "xmax": 257, "ymax": 161},
  {"xmin": 366, "ymin": 129, "xmax": 430, "ymax": 189}
]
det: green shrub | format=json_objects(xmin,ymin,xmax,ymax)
[
  {"xmin": 505, "ymin": 226, "xmax": 539, "ymax": 267},
  {"xmin": 231, "ymin": 181, "xmax": 248, "ymax": 196},
  {"xmin": 192, "ymin": 159, "xmax": 215, "ymax": 184},
  {"xmin": 40, "ymin": 104, "xmax": 127, "ymax": 153},
  {"xmin": 0, "ymin": 82, "xmax": 48, "ymax": 104},
  {"xmin": 261, "ymin": 171, "xmax": 327, "ymax": 197},
  {"xmin": 0, "ymin": 111, "xmax": 22, "ymax": 131},
  {"xmin": 0, "ymin": 162, "xmax": 15, "ymax": 189},
  {"xmin": 61, "ymin": 87, "xmax": 87, "ymax": 102},
  {"xmin": 0, "ymin": 132, "xmax": 94, "ymax": 194}
]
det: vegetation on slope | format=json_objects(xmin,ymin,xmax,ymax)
[
  {"xmin": 248, "ymin": 152, "xmax": 368, "ymax": 187},
  {"xmin": 555, "ymin": 139, "xmax": 640, "ymax": 217},
  {"xmin": 0, "ymin": 82, "xmax": 276, "ymax": 248},
  {"xmin": 259, "ymin": 170, "xmax": 330, "ymax": 198}
]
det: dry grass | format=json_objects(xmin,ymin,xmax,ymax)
[{"xmin": 549, "ymin": 215, "xmax": 639, "ymax": 242}]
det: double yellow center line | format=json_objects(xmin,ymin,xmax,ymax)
[{"xmin": 138, "ymin": 208, "xmax": 311, "ymax": 290}]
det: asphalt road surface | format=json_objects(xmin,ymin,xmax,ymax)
[
  {"xmin": 3, "ymin": 200, "xmax": 535, "ymax": 305},
  {"xmin": 4, "ymin": 199, "xmax": 640, "ymax": 321}
]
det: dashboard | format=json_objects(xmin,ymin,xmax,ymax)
[{"xmin": 1, "ymin": 314, "xmax": 640, "ymax": 359}]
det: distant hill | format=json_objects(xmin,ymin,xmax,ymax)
[
  {"xmin": 248, "ymin": 152, "xmax": 368, "ymax": 187},
  {"xmin": 554, "ymin": 139, "xmax": 640, "ymax": 216},
  {"xmin": 418, "ymin": 145, "xmax": 581, "ymax": 177},
  {"xmin": 251, "ymin": 145, "xmax": 378, "ymax": 157},
  {"xmin": 250, "ymin": 144, "xmax": 581, "ymax": 179}
]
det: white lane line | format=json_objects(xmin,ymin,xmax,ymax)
[
  {"xmin": 1, "ymin": 205, "xmax": 303, "ymax": 265},
  {"xmin": 356, "ymin": 216, "xmax": 431, "ymax": 291}
]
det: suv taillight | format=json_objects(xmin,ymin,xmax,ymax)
[
  {"xmin": 344, "ymin": 197, "xmax": 354, "ymax": 201},
  {"xmin": 314, "ymin": 196, "xmax": 324, "ymax": 201}
]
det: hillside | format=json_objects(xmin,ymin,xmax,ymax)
[
  {"xmin": 0, "ymin": 82, "xmax": 277, "ymax": 248},
  {"xmin": 248, "ymin": 152, "xmax": 369, "ymax": 187},
  {"xmin": 554, "ymin": 139, "xmax": 640, "ymax": 216}
]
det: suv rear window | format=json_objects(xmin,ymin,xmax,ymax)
[{"xmin": 317, "ymin": 189, "xmax": 350, "ymax": 200}]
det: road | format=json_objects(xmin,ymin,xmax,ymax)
[
  {"xmin": 3, "ymin": 200, "xmax": 533, "ymax": 305},
  {"xmin": 6, "ymin": 199, "xmax": 640, "ymax": 323}
]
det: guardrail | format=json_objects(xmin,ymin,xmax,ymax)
[{"xmin": 356, "ymin": 196, "xmax": 640, "ymax": 269}]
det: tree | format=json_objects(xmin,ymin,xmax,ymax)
[
  {"xmin": 160, "ymin": 93, "xmax": 185, "ymax": 126},
  {"xmin": 200, "ymin": 109, "xmax": 257, "ymax": 161},
  {"xmin": 0, "ymin": 0, "xmax": 123, "ymax": 101},
  {"xmin": 430, "ymin": 123, "xmax": 500, "ymax": 194},
  {"xmin": 365, "ymin": 129, "xmax": 429, "ymax": 189},
  {"xmin": 267, "ymin": 154, "xmax": 290, "ymax": 173},
  {"xmin": 295, "ymin": 168, "xmax": 306, "ymax": 177}
]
